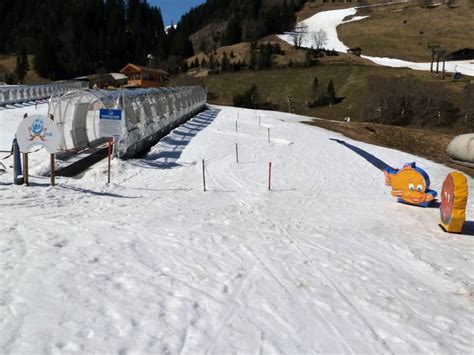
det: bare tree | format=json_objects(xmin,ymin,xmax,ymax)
[
  {"xmin": 289, "ymin": 23, "xmax": 308, "ymax": 49},
  {"xmin": 311, "ymin": 29, "xmax": 328, "ymax": 50}
]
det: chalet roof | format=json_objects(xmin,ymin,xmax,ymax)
[
  {"xmin": 120, "ymin": 63, "xmax": 169, "ymax": 76},
  {"xmin": 84, "ymin": 73, "xmax": 128, "ymax": 83},
  {"xmin": 110, "ymin": 73, "xmax": 128, "ymax": 81}
]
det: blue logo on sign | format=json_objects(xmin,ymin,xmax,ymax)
[
  {"xmin": 100, "ymin": 109, "xmax": 122, "ymax": 120},
  {"xmin": 28, "ymin": 118, "xmax": 50, "ymax": 141},
  {"xmin": 31, "ymin": 119, "xmax": 44, "ymax": 134}
]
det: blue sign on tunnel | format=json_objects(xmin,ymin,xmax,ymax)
[
  {"xmin": 99, "ymin": 109, "xmax": 122, "ymax": 138},
  {"xmin": 99, "ymin": 109, "xmax": 122, "ymax": 121}
]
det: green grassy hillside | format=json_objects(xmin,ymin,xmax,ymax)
[
  {"xmin": 191, "ymin": 63, "xmax": 472, "ymax": 134},
  {"xmin": 338, "ymin": 1, "xmax": 474, "ymax": 62}
]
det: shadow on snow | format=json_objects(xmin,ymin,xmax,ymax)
[
  {"xmin": 329, "ymin": 138, "xmax": 391, "ymax": 171},
  {"xmin": 131, "ymin": 108, "xmax": 220, "ymax": 170}
]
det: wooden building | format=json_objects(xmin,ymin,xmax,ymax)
[
  {"xmin": 80, "ymin": 73, "xmax": 128, "ymax": 89},
  {"xmin": 347, "ymin": 47, "xmax": 362, "ymax": 56},
  {"xmin": 120, "ymin": 64, "xmax": 169, "ymax": 88}
]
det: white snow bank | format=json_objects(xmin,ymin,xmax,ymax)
[
  {"xmin": 279, "ymin": 7, "xmax": 474, "ymax": 77},
  {"xmin": 0, "ymin": 105, "xmax": 473, "ymax": 354},
  {"xmin": 361, "ymin": 55, "xmax": 474, "ymax": 76},
  {"xmin": 280, "ymin": 8, "xmax": 360, "ymax": 52}
]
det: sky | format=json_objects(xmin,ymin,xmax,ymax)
[{"xmin": 150, "ymin": 0, "xmax": 206, "ymax": 26}]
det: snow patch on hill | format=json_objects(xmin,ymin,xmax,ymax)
[{"xmin": 279, "ymin": 7, "xmax": 474, "ymax": 77}]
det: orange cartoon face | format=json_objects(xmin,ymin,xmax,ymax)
[
  {"xmin": 441, "ymin": 174, "xmax": 455, "ymax": 225},
  {"xmin": 383, "ymin": 163, "xmax": 437, "ymax": 206}
]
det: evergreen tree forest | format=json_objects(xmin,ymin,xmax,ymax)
[
  {"xmin": 180, "ymin": 0, "xmax": 306, "ymax": 46},
  {"xmin": 0, "ymin": 0, "xmax": 184, "ymax": 80},
  {"xmin": 0, "ymin": 0, "xmax": 307, "ymax": 80}
]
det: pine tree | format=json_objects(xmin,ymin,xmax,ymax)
[
  {"xmin": 221, "ymin": 51, "xmax": 230, "ymax": 72},
  {"xmin": 274, "ymin": 43, "xmax": 282, "ymax": 55},
  {"xmin": 199, "ymin": 39, "xmax": 206, "ymax": 53},
  {"xmin": 266, "ymin": 43, "xmax": 274, "ymax": 68},
  {"xmin": 223, "ymin": 17, "xmax": 242, "ymax": 46},
  {"xmin": 233, "ymin": 83, "xmax": 260, "ymax": 109},
  {"xmin": 305, "ymin": 49, "xmax": 312, "ymax": 67},
  {"xmin": 249, "ymin": 84, "xmax": 259, "ymax": 108},
  {"xmin": 15, "ymin": 53, "xmax": 23, "ymax": 83},
  {"xmin": 21, "ymin": 49, "xmax": 29, "ymax": 73},
  {"xmin": 181, "ymin": 60, "xmax": 189, "ymax": 73},
  {"xmin": 209, "ymin": 54, "xmax": 215, "ymax": 70},
  {"xmin": 312, "ymin": 76, "xmax": 320, "ymax": 102},
  {"xmin": 327, "ymin": 80, "xmax": 336, "ymax": 105},
  {"xmin": 14, "ymin": 48, "xmax": 29, "ymax": 83},
  {"xmin": 250, "ymin": 50, "xmax": 257, "ymax": 70}
]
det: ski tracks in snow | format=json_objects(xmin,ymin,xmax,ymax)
[
  {"xmin": 1, "ymin": 106, "xmax": 473, "ymax": 354},
  {"xmin": 200, "ymin": 121, "xmax": 379, "ymax": 353}
]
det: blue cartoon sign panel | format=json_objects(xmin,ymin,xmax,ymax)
[{"xmin": 16, "ymin": 115, "xmax": 60, "ymax": 153}]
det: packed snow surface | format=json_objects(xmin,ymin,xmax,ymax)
[
  {"xmin": 1, "ymin": 105, "xmax": 473, "ymax": 354},
  {"xmin": 279, "ymin": 7, "xmax": 474, "ymax": 77}
]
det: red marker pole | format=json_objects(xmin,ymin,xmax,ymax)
[
  {"xmin": 268, "ymin": 162, "xmax": 272, "ymax": 191},
  {"xmin": 235, "ymin": 143, "xmax": 239, "ymax": 164}
]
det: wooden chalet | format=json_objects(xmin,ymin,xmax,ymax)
[
  {"xmin": 347, "ymin": 47, "xmax": 362, "ymax": 56},
  {"xmin": 120, "ymin": 63, "xmax": 169, "ymax": 88}
]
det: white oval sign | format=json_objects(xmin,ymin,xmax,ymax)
[{"xmin": 16, "ymin": 115, "xmax": 60, "ymax": 153}]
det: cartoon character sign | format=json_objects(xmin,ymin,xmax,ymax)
[
  {"xmin": 16, "ymin": 115, "xmax": 59, "ymax": 153},
  {"xmin": 383, "ymin": 162, "xmax": 437, "ymax": 207},
  {"xmin": 440, "ymin": 172, "xmax": 468, "ymax": 233},
  {"xmin": 29, "ymin": 119, "xmax": 48, "ymax": 141}
]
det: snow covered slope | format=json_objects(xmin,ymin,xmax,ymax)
[
  {"xmin": 0, "ymin": 105, "xmax": 473, "ymax": 354},
  {"xmin": 279, "ymin": 7, "xmax": 474, "ymax": 77}
]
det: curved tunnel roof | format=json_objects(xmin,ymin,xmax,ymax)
[{"xmin": 49, "ymin": 86, "xmax": 207, "ymax": 155}]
